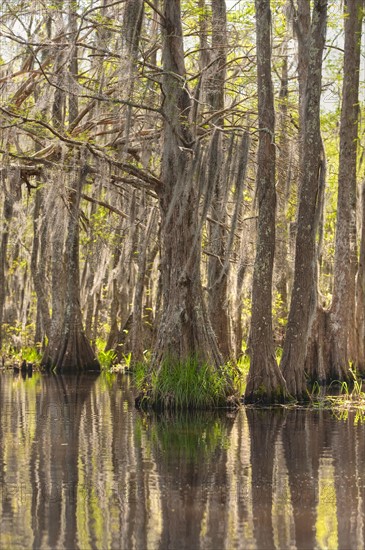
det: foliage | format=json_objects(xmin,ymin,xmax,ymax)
[
  {"xmin": 122, "ymin": 352, "xmax": 132, "ymax": 370},
  {"xmin": 97, "ymin": 349, "xmax": 117, "ymax": 370},
  {"xmin": 309, "ymin": 368, "xmax": 365, "ymax": 421},
  {"xmin": 235, "ymin": 354, "xmax": 250, "ymax": 393},
  {"xmin": 134, "ymin": 356, "xmax": 240, "ymax": 410},
  {"xmin": 19, "ymin": 346, "xmax": 42, "ymax": 364},
  {"xmin": 96, "ymin": 339, "xmax": 117, "ymax": 370},
  {"xmin": 2, "ymin": 321, "xmax": 42, "ymax": 365}
]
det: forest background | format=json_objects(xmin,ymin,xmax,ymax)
[{"xmin": 0, "ymin": 0, "xmax": 364, "ymax": 406}]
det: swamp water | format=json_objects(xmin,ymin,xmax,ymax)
[{"xmin": 0, "ymin": 372, "xmax": 364, "ymax": 550}]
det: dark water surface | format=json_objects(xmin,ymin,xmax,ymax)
[{"xmin": 0, "ymin": 372, "xmax": 364, "ymax": 550}]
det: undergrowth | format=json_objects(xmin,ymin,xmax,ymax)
[
  {"xmin": 95, "ymin": 338, "xmax": 117, "ymax": 370},
  {"xmin": 309, "ymin": 367, "xmax": 365, "ymax": 421},
  {"xmin": 134, "ymin": 356, "xmax": 244, "ymax": 410},
  {"xmin": 9, "ymin": 345, "xmax": 42, "ymax": 366}
]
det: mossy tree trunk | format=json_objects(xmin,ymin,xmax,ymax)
[
  {"xmin": 146, "ymin": 0, "xmax": 231, "ymax": 393},
  {"xmin": 245, "ymin": 0, "xmax": 287, "ymax": 404},
  {"xmin": 304, "ymin": 0, "xmax": 362, "ymax": 384},
  {"xmin": 326, "ymin": 0, "xmax": 363, "ymax": 379},
  {"xmin": 280, "ymin": 0, "xmax": 327, "ymax": 399},
  {"xmin": 42, "ymin": 167, "xmax": 100, "ymax": 372}
]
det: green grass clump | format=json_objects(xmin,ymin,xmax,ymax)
[
  {"xmin": 134, "ymin": 356, "xmax": 241, "ymax": 410},
  {"xmin": 18, "ymin": 346, "xmax": 42, "ymax": 364}
]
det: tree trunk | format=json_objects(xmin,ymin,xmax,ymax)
[
  {"xmin": 326, "ymin": 0, "xmax": 363, "ymax": 379},
  {"xmin": 356, "ymin": 184, "xmax": 365, "ymax": 373},
  {"xmin": 31, "ymin": 187, "xmax": 51, "ymax": 347},
  {"xmin": 207, "ymin": 134, "xmax": 232, "ymax": 361},
  {"xmin": 122, "ymin": 0, "xmax": 144, "ymax": 146},
  {"xmin": 42, "ymin": 168, "xmax": 100, "ymax": 372},
  {"xmin": 0, "ymin": 168, "xmax": 22, "ymax": 350},
  {"xmin": 105, "ymin": 230, "xmax": 126, "ymax": 352},
  {"xmin": 130, "ymin": 208, "xmax": 157, "ymax": 363},
  {"xmin": 280, "ymin": 0, "xmax": 327, "ymax": 399},
  {"xmin": 275, "ymin": 36, "xmax": 290, "ymax": 339},
  {"xmin": 148, "ymin": 0, "xmax": 228, "ymax": 385},
  {"xmin": 295, "ymin": 0, "xmax": 311, "ymax": 141},
  {"xmin": 42, "ymin": 181, "xmax": 67, "ymax": 366},
  {"xmin": 206, "ymin": 0, "xmax": 232, "ymax": 361},
  {"xmin": 245, "ymin": 0, "xmax": 287, "ymax": 403},
  {"xmin": 232, "ymin": 133, "xmax": 250, "ymax": 359},
  {"xmin": 0, "ymin": 187, "xmax": 14, "ymax": 349}
]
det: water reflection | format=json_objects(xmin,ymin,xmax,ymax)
[{"xmin": 0, "ymin": 372, "xmax": 365, "ymax": 549}]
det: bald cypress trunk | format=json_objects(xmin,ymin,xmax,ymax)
[
  {"xmin": 356, "ymin": 184, "xmax": 365, "ymax": 373},
  {"xmin": 326, "ymin": 0, "xmax": 362, "ymax": 379},
  {"xmin": 280, "ymin": 0, "xmax": 327, "ymax": 399},
  {"xmin": 275, "ymin": 36, "xmax": 290, "ymax": 337},
  {"xmin": 31, "ymin": 187, "xmax": 51, "ymax": 346},
  {"xmin": 0, "ymin": 179, "xmax": 16, "ymax": 350},
  {"xmin": 304, "ymin": 0, "xmax": 362, "ymax": 384},
  {"xmin": 139, "ymin": 0, "xmax": 235, "ymax": 407},
  {"xmin": 42, "ymin": 168, "xmax": 100, "ymax": 372},
  {"xmin": 245, "ymin": 0, "xmax": 287, "ymax": 403},
  {"xmin": 206, "ymin": 0, "xmax": 232, "ymax": 362}
]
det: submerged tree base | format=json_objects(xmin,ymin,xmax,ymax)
[
  {"xmin": 244, "ymin": 344, "xmax": 290, "ymax": 405},
  {"xmin": 244, "ymin": 384, "xmax": 290, "ymax": 405},
  {"xmin": 134, "ymin": 357, "xmax": 240, "ymax": 411},
  {"xmin": 41, "ymin": 330, "xmax": 100, "ymax": 374}
]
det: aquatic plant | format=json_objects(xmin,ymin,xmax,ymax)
[
  {"xmin": 122, "ymin": 352, "xmax": 132, "ymax": 370},
  {"xmin": 134, "ymin": 356, "xmax": 241, "ymax": 410},
  {"xmin": 16, "ymin": 346, "xmax": 42, "ymax": 365},
  {"xmin": 97, "ymin": 348, "xmax": 117, "ymax": 370},
  {"xmin": 309, "ymin": 367, "xmax": 365, "ymax": 419}
]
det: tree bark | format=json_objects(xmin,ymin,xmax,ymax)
[
  {"xmin": 280, "ymin": 0, "xmax": 328, "ymax": 399},
  {"xmin": 130, "ymin": 208, "xmax": 157, "ymax": 363},
  {"xmin": 356, "ymin": 184, "xmax": 365, "ymax": 373},
  {"xmin": 42, "ymin": 168, "xmax": 100, "ymax": 372},
  {"xmin": 232, "ymin": 133, "xmax": 250, "ymax": 359},
  {"xmin": 326, "ymin": 0, "xmax": 363, "ymax": 379},
  {"xmin": 205, "ymin": 1, "xmax": 233, "ymax": 362},
  {"xmin": 295, "ymin": 0, "xmax": 311, "ymax": 140},
  {"xmin": 275, "ymin": 34, "xmax": 290, "ymax": 338},
  {"xmin": 245, "ymin": 0, "xmax": 287, "ymax": 403},
  {"xmin": 30, "ymin": 186, "xmax": 51, "ymax": 347},
  {"xmin": 147, "ymin": 0, "xmax": 230, "ymax": 392},
  {"xmin": 0, "ymin": 168, "xmax": 23, "ymax": 350},
  {"xmin": 0, "ymin": 181, "xmax": 15, "ymax": 349}
]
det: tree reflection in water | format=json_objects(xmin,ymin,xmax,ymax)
[{"xmin": 0, "ymin": 373, "xmax": 365, "ymax": 549}]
